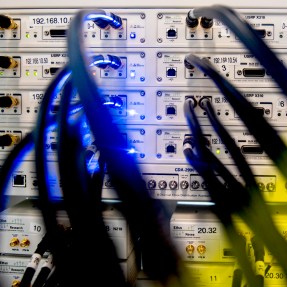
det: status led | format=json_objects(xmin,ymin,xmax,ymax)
[
  {"xmin": 128, "ymin": 147, "xmax": 136, "ymax": 154},
  {"xmin": 130, "ymin": 70, "xmax": 136, "ymax": 78},
  {"xmin": 128, "ymin": 109, "xmax": 137, "ymax": 116},
  {"xmin": 130, "ymin": 32, "xmax": 136, "ymax": 39}
]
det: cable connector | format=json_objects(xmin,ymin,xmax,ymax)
[
  {"xmin": 92, "ymin": 12, "xmax": 122, "ymax": 30},
  {"xmin": 0, "ymin": 15, "xmax": 18, "ymax": 29},
  {"xmin": 90, "ymin": 54, "xmax": 122, "ymax": 70},
  {"xmin": 108, "ymin": 12, "xmax": 123, "ymax": 29},
  {"xmin": 251, "ymin": 236, "xmax": 265, "ymax": 262},
  {"xmin": 198, "ymin": 96, "xmax": 212, "ymax": 110},
  {"xmin": 186, "ymin": 10, "xmax": 199, "ymax": 29}
]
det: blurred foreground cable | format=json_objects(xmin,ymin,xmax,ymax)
[
  {"xmin": 32, "ymin": 254, "xmax": 54, "ymax": 287},
  {"xmin": 19, "ymin": 233, "xmax": 50, "ymax": 287},
  {"xmin": 67, "ymin": 9, "xmax": 192, "ymax": 287},
  {"xmin": 190, "ymin": 5, "xmax": 287, "ymax": 96},
  {"xmin": 56, "ymin": 77, "xmax": 128, "ymax": 286},
  {"xmin": 251, "ymin": 236, "xmax": 265, "ymax": 287},
  {"xmin": 183, "ymin": 99, "xmax": 261, "ymax": 287},
  {"xmin": 184, "ymin": 54, "xmax": 287, "ymax": 180},
  {"xmin": 183, "ymin": 55, "xmax": 287, "ymax": 278}
]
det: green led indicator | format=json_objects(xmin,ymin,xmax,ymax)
[
  {"xmin": 33, "ymin": 71, "xmax": 38, "ymax": 76},
  {"xmin": 26, "ymin": 71, "xmax": 30, "ymax": 76},
  {"xmin": 216, "ymin": 149, "xmax": 221, "ymax": 155},
  {"xmin": 26, "ymin": 33, "xmax": 30, "ymax": 39},
  {"xmin": 0, "ymin": 71, "xmax": 4, "ymax": 76}
]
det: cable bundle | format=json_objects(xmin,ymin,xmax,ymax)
[
  {"xmin": 183, "ymin": 4, "xmax": 287, "ymax": 287},
  {"xmin": 3, "ymin": 4, "xmax": 287, "ymax": 287},
  {"xmin": 0, "ymin": 9, "xmax": 192, "ymax": 287}
]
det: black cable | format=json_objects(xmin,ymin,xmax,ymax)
[
  {"xmin": 251, "ymin": 236, "xmax": 265, "ymax": 287},
  {"xmin": 34, "ymin": 52, "xmax": 122, "ymax": 234},
  {"xmin": 32, "ymin": 254, "xmax": 54, "ymax": 287},
  {"xmin": 33, "ymin": 66, "xmax": 71, "ymax": 264},
  {"xmin": 183, "ymin": 99, "xmax": 262, "ymax": 219},
  {"xmin": 183, "ymin": 100, "xmax": 260, "ymax": 287},
  {"xmin": 184, "ymin": 54, "xmax": 287, "ymax": 184},
  {"xmin": 232, "ymin": 268, "xmax": 243, "ymax": 287},
  {"xmin": 191, "ymin": 5, "xmax": 287, "ymax": 96},
  {"xmin": 231, "ymin": 235, "xmax": 245, "ymax": 287},
  {"xmin": 199, "ymin": 97, "xmax": 258, "ymax": 192},
  {"xmin": 37, "ymin": 226, "xmax": 72, "ymax": 287},
  {"xmin": 67, "ymin": 10, "xmax": 189, "ymax": 287},
  {"xmin": 56, "ymin": 69, "xmax": 128, "ymax": 286},
  {"xmin": 34, "ymin": 15, "xmax": 122, "ymax": 248},
  {"xmin": 183, "ymin": 144, "xmax": 259, "ymax": 287},
  {"xmin": 19, "ymin": 233, "xmax": 50, "ymax": 287},
  {"xmin": 58, "ymin": 79, "xmax": 126, "ymax": 286},
  {"xmin": 183, "ymin": 61, "xmax": 287, "ymax": 277},
  {"xmin": 56, "ymin": 54, "xmax": 122, "ymax": 229}
]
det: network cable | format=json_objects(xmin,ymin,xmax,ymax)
[
  {"xmin": 33, "ymin": 65, "xmax": 71, "ymax": 269},
  {"xmin": 32, "ymin": 10, "xmax": 123, "ymax": 252},
  {"xmin": 199, "ymin": 97, "xmax": 268, "ymax": 286},
  {"xmin": 32, "ymin": 254, "xmax": 54, "ymax": 287},
  {"xmin": 186, "ymin": 54, "xmax": 287, "ymax": 280},
  {"xmin": 183, "ymin": 97, "xmax": 287, "ymax": 286},
  {"xmin": 198, "ymin": 97, "xmax": 258, "ymax": 192},
  {"xmin": 188, "ymin": 5, "xmax": 287, "ymax": 97},
  {"xmin": 182, "ymin": 103, "xmax": 260, "ymax": 287},
  {"xmin": 56, "ymin": 76, "xmax": 128, "ymax": 287},
  {"xmin": 67, "ymin": 9, "xmax": 191, "ymax": 287},
  {"xmin": 183, "ymin": 57, "xmax": 287, "ymax": 279},
  {"xmin": 26, "ymin": 8, "xmax": 186, "ymax": 286},
  {"xmin": 231, "ymin": 234, "xmax": 246, "ymax": 287},
  {"xmin": 251, "ymin": 236, "xmax": 265, "ymax": 287},
  {"xmin": 19, "ymin": 232, "xmax": 50, "ymax": 287},
  {"xmin": 184, "ymin": 53, "xmax": 287, "ymax": 182},
  {"xmin": 0, "ymin": 52, "xmax": 128, "ymax": 286}
]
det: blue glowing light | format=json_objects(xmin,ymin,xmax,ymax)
[
  {"xmin": 127, "ymin": 147, "xmax": 137, "ymax": 154},
  {"xmin": 127, "ymin": 109, "xmax": 138, "ymax": 117}
]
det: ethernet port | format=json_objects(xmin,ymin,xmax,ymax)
[
  {"xmin": 166, "ymin": 143, "xmax": 176, "ymax": 153},
  {"xmin": 13, "ymin": 174, "xmax": 26, "ymax": 187}
]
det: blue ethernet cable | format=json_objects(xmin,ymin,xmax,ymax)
[{"xmin": 67, "ymin": 9, "xmax": 188, "ymax": 287}]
